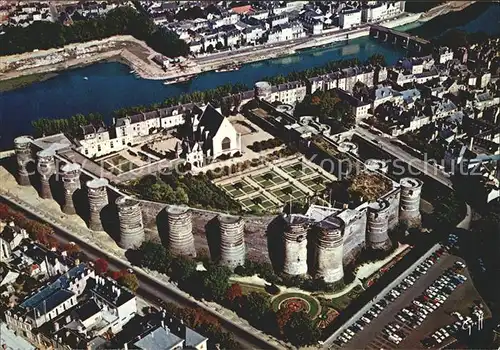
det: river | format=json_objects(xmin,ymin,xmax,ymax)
[{"xmin": 0, "ymin": 2, "xmax": 498, "ymax": 150}]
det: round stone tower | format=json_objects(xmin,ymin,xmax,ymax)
[
  {"xmin": 60, "ymin": 163, "xmax": 82, "ymax": 215},
  {"xmin": 365, "ymin": 158, "xmax": 388, "ymax": 173},
  {"xmin": 36, "ymin": 149, "xmax": 56, "ymax": 199},
  {"xmin": 116, "ymin": 196, "xmax": 145, "ymax": 249},
  {"xmin": 218, "ymin": 215, "xmax": 245, "ymax": 269},
  {"xmin": 282, "ymin": 214, "xmax": 308, "ymax": 276},
  {"xmin": 399, "ymin": 177, "xmax": 423, "ymax": 227},
  {"xmin": 14, "ymin": 136, "xmax": 34, "ymax": 186},
  {"xmin": 166, "ymin": 206, "xmax": 196, "ymax": 257},
  {"xmin": 254, "ymin": 81, "xmax": 272, "ymax": 101},
  {"xmin": 314, "ymin": 218, "xmax": 344, "ymax": 284},
  {"xmin": 86, "ymin": 178, "xmax": 109, "ymax": 231},
  {"xmin": 338, "ymin": 141, "xmax": 359, "ymax": 156},
  {"xmin": 366, "ymin": 199, "xmax": 392, "ymax": 250}
]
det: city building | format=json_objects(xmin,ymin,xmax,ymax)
[
  {"xmin": 0, "ymin": 221, "xmax": 29, "ymax": 261},
  {"xmin": 339, "ymin": 8, "xmax": 362, "ymax": 29}
]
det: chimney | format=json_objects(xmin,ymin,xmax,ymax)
[
  {"xmin": 123, "ymin": 343, "xmax": 128, "ymax": 350},
  {"xmin": 54, "ymin": 322, "xmax": 60, "ymax": 332}
]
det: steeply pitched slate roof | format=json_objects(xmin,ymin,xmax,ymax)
[{"xmin": 198, "ymin": 104, "xmax": 225, "ymax": 138}]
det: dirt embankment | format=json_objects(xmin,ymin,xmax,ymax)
[
  {"xmin": 419, "ymin": 1, "xmax": 476, "ymax": 22},
  {"xmin": 0, "ymin": 35, "xmax": 174, "ymax": 81}
]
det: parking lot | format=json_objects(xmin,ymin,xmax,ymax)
[{"xmin": 332, "ymin": 247, "xmax": 488, "ymax": 349}]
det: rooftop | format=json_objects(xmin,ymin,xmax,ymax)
[{"xmin": 134, "ymin": 327, "xmax": 184, "ymax": 350}]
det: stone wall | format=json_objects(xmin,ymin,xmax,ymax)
[{"xmin": 340, "ymin": 209, "xmax": 367, "ymax": 265}]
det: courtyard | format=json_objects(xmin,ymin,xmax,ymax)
[
  {"xmin": 215, "ymin": 156, "xmax": 338, "ymax": 213},
  {"xmin": 98, "ymin": 152, "xmax": 141, "ymax": 175}
]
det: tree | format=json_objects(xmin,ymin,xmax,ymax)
[
  {"xmin": 311, "ymin": 96, "xmax": 321, "ymax": 105},
  {"xmin": 206, "ymin": 44, "xmax": 214, "ymax": 53},
  {"xmin": 0, "ymin": 7, "xmax": 189, "ymax": 57},
  {"xmin": 47, "ymin": 236, "xmax": 59, "ymax": 250},
  {"xmin": 244, "ymin": 292, "xmax": 271, "ymax": 323},
  {"xmin": 170, "ymin": 256, "xmax": 197, "ymax": 284},
  {"xmin": 201, "ymin": 264, "xmax": 232, "ymax": 301},
  {"xmin": 282, "ymin": 311, "xmax": 320, "ymax": 346},
  {"xmin": 63, "ymin": 243, "xmax": 80, "ymax": 257},
  {"xmin": 118, "ymin": 273, "xmax": 140, "ymax": 292},
  {"xmin": 368, "ymin": 53, "xmax": 386, "ymax": 66},
  {"xmin": 94, "ymin": 258, "xmax": 109, "ymax": 274},
  {"xmin": 275, "ymin": 307, "xmax": 294, "ymax": 335},
  {"xmin": 109, "ymin": 269, "xmax": 125, "ymax": 280},
  {"xmin": 139, "ymin": 241, "xmax": 171, "ymax": 273},
  {"xmin": 215, "ymin": 41, "xmax": 224, "ymax": 50},
  {"xmin": 225, "ymin": 283, "xmax": 243, "ymax": 305},
  {"xmin": 341, "ymin": 111, "xmax": 356, "ymax": 129}
]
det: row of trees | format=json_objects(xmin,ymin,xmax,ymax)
[
  {"xmin": 127, "ymin": 173, "xmax": 241, "ymax": 213},
  {"xmin": 250, "ymin": 138, "xmax": 283, "ymax": 152},
  {"xmin": 32, "ymin": 113, "xmax": 103, "ymax": 137},
  {"xmin": 135, "ymin": 241, "xmax": 320, "ymax": 346},
  {"xmin": 160, "ymin": 301, "xmax": 242, "ymax": 349},
  {"xmin": 0, "ymin": 7, "xmax": 189, "ymax": 57},
  {"xmin": 113, "ymin": 83, "xmax": 248, "ymax": 118},
  {"xmin": 93, "ymin": 258, "xmax": 140, "ymax": 292},
  {"xmin": 0, "ymin": 203, "xmax": 56, "ymax": 244}
]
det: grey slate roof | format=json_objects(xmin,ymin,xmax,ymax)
[
  {"xmin": 133, "ymin": 327, "xmax": 184, "ymax": 350},
  {"xmin": 197, "ymin": 104, "xmax": 225, "ymax": 138}
]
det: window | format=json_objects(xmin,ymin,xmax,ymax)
[
  {"xmin": 221, "ymin": 137, "xmax": 231, "ymax": 151},
  {"xmin": 97, "ymin": 145, "xmax": 101, "ymax": 152}
]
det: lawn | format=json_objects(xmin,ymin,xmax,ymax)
[
  {"xmin": 241, "ymin": 194, "xmax": 277, "ymax": 212},
  {"xmin": 281, "ymin": 162, "xmax": 315, "ymax": 178},
  {"xmin": 100, "ymin": 154, "xmax": 140, "ymax": 175},
  {"xmin": 300, "ymin": 175, "xmax": 330, "ymax": 192},
  {"xmin": 222, "ymin": 180, "xmax": 257, "ymax": 199},
  {"xmin": 271, "ymin": 185, "xmax": 307, "ymax": 202},
  {"xmin": 0, "ymin": 72, "xmax": 58, "ymax": 92},
  {"xmin": 251, "ymin": 170, "xmax": 287, "ymax": 189}
]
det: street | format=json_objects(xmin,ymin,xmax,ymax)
[
  {"xmin": 1, "ymin": 195, "xmax": 279, "ymax": 350},
  {"xmin": 354, "ymin": 127, "xmax": 453, "ymax": 188}
]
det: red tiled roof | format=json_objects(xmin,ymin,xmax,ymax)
[{"xmin": 231, "ymin": 5, "xmax": 252, "ymax": 15}]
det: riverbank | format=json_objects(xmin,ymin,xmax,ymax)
[
  {"xmin": 166, "ymin": 13, "xmax": 423, "ymax": 80},
  {"xmin": 0, "ymin": 35, "xmax": 183, "ymax": 82},
  {"xmin": 418, "ymin": 1, "xmax": 475, "ymax": 22},
  {"xmin": 0, "ymin": 72, "xmax": 58, "ymax": 92},
  {"xmin": 0, "ymin": 12, "xmax": 427, "ymax": 84}
]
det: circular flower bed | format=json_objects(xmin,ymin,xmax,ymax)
[
  {"xmin": 280, "ymin": 297, "xmax": 311, "ymax": 313},
  {"xmin": 271, "ymin": 293, "xmax": 321, "ymax": 318}
]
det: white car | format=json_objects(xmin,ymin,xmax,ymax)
[{"xmin": 361, "ymin": 317, "xmax": 371, "ymax": 324}]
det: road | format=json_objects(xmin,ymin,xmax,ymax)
[
  {"xmin": 1, "ymin": 195, "xmax": 279, "ymax": 350},
  {"xmin": 354, "ymin": 127, "xmax": 453, "ymax": 188}
]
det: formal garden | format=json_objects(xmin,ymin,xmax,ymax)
[{"xmin": 215, "ymin": 157, "xmax": 338, "ymax": 214}]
